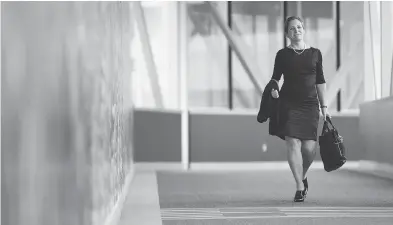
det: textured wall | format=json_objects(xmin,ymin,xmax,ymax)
[{"xmin": 1, "ymin": 2, "xmax": 134, "ymax": 225}]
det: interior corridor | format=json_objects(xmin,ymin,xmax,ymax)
[{"xmin": 2, "ymin": 1, "xmax": 393, "ymax": 225}]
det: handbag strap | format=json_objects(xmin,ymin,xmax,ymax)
[
  {"xmin": 326, "ymin": 117, "xmax": 337, "ymax": 129},
  {"xmin": 322, "ymin": 117, "xmax": 337, "ymax": 134}
]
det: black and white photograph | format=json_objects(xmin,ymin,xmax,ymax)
[{"xmin": 1, "ymin": 1, "xmax": 393, "ymax": 225}]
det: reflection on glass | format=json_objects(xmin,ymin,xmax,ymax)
[
  {"xmin": 231, "ymin": 1, "xmax": 284, "ymax": 109},
  {"xmin": 187, "ymin": 2, "xmax": 229, "ymax": 109}
]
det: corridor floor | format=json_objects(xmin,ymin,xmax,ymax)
[{"xmin": 119, "ymin": 168, "xmax": 393, "ymax": 225}]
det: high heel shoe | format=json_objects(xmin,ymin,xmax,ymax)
[
  {"xmin": 302, "ymin": 177, "xmax": 308, "ymax": 197},
  {"xmin": 294, "ymin": 190, "xmax": 305, "ymax": 202}
]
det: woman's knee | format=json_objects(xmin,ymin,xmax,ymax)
[
  {"xmin": 301, "ymin": 140, "xmax": 316, "ymax": 154},
  {"xmin": 285, "ymin": 136, "xmax": 302, "ymax": 151}
]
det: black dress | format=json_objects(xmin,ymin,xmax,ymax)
[{"xmin": 271, "ymin": 47, "xmax": 326, "ymax": 141}]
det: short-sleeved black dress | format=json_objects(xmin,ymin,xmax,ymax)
[{"xmin": 271, "ymin": 47, "xmax": 326, "ymax": 141}]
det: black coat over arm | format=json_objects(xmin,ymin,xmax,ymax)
[{"xmin": 257, "ymin": 80, "xmax": 285, "ymax": 140}]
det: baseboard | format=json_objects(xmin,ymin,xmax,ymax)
[
  {"xmin": 104, "ymin": 167, "xmax": 135, "ymax": 225},
  {"xmin": 355, "ymin": 160, "xmax": 393, "ymax": 180},
  {"xmin": 117, "ymin": 172, "xmax": 162, "ymax": 225},
  {"xmin": 135, "ymin": 162, "xmax": 182, "ymax": 172}
]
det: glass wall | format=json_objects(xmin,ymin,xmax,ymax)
[
  {"xmin": 186, "ymin": 2, "xmax": 229, "ymax": 109},
  {"xmin": 132, "ymin": 2, "xmax": 180, "ymax": 109},
  {"xmin": 131, "ymin": 1, "xmax": 374, "ymax": 111},
  {"xmin": 340, "ymin": 1, "xmax": 365, "ymax": 109},
  {"xmin": 229, "ymin": 1, "xmax": 336, "ymax": 110},
  {"xmin": 231, "ymin": 1, "xmax": 284, "ymax": 109},
  {"xmin": 381, "ymin": 1, "xmax": 393, "ymax": 97}
]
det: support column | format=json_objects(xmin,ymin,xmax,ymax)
[
  {"xmin": 228, "ymin": 1, "xmax": 233, "ymax": 110},
  {"xmin": 0, "ymin": 2, "xmax": 2, "ymax": 223},
  {"xmin": 335, "ymin": 1, "xmax": 341, "ymax": 111},
  {"xmin": 296, "ymin": 1, "xmax": 302, "ymax": 17},
  {"xmin": 179, "ymin": 2, "xmax": 189, "ymax": 170},
  {"xmin": 283, "ymin": 1, "xmax": 288, "ymax": 47},
  {"xmin": 369, "ymin": 1, "xmax": 382, "ymax": 99}
]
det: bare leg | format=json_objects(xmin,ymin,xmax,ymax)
[
  {"xmin": 301, "ymin": 140, "xmax": 317, "ymax": 179},
  {"xmin": 285, "ymin": 136, "xmax": 304, "ymax": 191}
]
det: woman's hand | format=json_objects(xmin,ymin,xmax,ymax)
[
  {"xmin": 271, "ymin": 89, "xmax": 279, "ymax": 99},
  {"xmin": 321, "ymin": 106, "xmax": 330, "ymax": 121}
]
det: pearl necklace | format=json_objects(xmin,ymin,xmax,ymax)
[{"xmin": 289, "ymin": 43, "xmax": 307, "ymax": 55}]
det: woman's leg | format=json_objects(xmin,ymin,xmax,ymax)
[
  {"xmin": 301, "ymin": 140, "xmax": 317, "ymax": 179},
  {"xmin": 285, "ymin": 136, "xmax": 304, "ymax": 191}
]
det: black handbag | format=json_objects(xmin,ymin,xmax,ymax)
[{"xmin": 319, "ymin": 117, "xmax": 347, "ymax": 172}]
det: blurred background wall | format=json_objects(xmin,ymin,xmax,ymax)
[{"xmin": 1, "ymin": 2, "xmax": 134, "ymax": 225}]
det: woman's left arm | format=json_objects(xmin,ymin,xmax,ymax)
[
  {"xmin": 316, "ymin": 49, "xmax": 328, "ymax": 120},
  {"xmin": 316, "ymin": 83, "xmax": 326, "ymax": 107},
  {"xmin": 316, "ymin": 83, "xmax": 328, "ymax": 120}
]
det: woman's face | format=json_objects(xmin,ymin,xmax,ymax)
[{"xmin": 286, "ymin": 19, "xmax": 304, "ymax": 41}]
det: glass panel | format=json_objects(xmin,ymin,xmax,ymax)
[
  {"xmin": 372, "ymin": 1, "xmax": 382, "ymax": 99},
  {"xmin": 131, "ymin": 2, "xmax": 180, "ymax": 109},
  {"xmin": 231, "ymin": 1, "xmax": 284, "ymax": 109},
  {"xmin": 186, "ymin": 2, "xmax": 229, "ymax": 109},
  {"xmin": 340, "ymin": 1, "xmax": 365, "ymax": 109},
  {"xmin": 381, "ymin": 1, "xmax": 393, "ymax": 97},
  {"xmin": 131, "ymin": 10, "xmax": 155, "ymax": 108}
]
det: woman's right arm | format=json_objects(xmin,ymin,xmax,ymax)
[
  {"xmin": 271, "ymin": 51, "xmax": 283, "ymax": 83},
  {"xmin": 271, "ymin": 51, "xmax": 282, "ymax": 98}
]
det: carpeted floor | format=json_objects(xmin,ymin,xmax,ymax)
[{"xmin": 157, "ymin": 169, "xmax": 393, "ymax": 225}]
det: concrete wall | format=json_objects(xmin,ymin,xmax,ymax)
[
  {"xmin": 1, "ymin": 2, "xmax": 134, "ymax": 225},
  {"xmin": 359, "ymin": 96, "xmax": 393, "ymax": 165},
  {"xmin": 134, "ymin": 110, "xmax": 362, "ymax": 163}
]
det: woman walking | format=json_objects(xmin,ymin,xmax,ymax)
[{"xmin": 270, "ymin": 16, "xmax": 329, "ymax": 202}]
